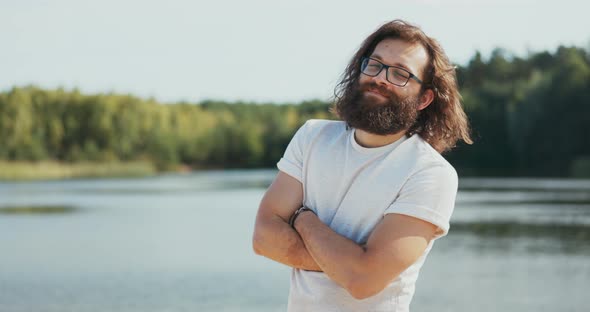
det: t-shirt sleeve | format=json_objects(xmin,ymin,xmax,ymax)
[
  {"xmin": 276, "ymin": 121, "xmax": 309, "ymax": 183},
  {"xmin": 384, "ymin": 164, "xmax": 458, "ymax": 239}
]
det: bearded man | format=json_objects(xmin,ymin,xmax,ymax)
[{"xmin": 253, "ymin": 19, "xmax": 472, "ymax": 312}]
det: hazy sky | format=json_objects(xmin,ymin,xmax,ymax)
[{"xmin": 3, "ymin": 0, "xmax": 589, "ymax": 103}]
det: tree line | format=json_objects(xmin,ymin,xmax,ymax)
[{"xmin": 1, "ymin": 45, "xmax": 589, "ymax": 177}]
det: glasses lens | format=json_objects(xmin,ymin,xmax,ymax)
[
  {"xmin": 388, "ymin": 67, "xmax": 410, "ymax": 85},
  {"xmin": 361, "ymin": 58, "xmax": 382, "ymax": 76}
]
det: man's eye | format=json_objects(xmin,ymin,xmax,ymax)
[{"xmin": 393, "ymin": 69, "xmax": 409, "ymax": 79}]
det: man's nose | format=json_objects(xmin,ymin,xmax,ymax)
[{"xmin": 372, "ymin": 68, "xmax": 389, "ymax": 86}]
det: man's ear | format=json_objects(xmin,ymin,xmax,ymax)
[{"xmin": 418, "ymin": 89, "xmax": 434, "ymax": 111}]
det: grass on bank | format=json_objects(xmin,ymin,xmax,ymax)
[{"xmin": 0, "ymin": 161, "xmax": 157, "ymax": 181}]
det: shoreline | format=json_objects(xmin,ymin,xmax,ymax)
[
  {"xmin": 0, "ymin": 161, "xmax": 274, "ymax": 181},
  {"xmin": 0, "ymin": 161, "xmax": 158, "ymax": 181}
]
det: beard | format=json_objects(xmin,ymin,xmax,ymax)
[{"xmin": 338, "ymin": 81, "xmax": 422, "ymax": 135}]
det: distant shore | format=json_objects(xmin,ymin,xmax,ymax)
[{"xmin": 0, "ymin": 161, "xmax": 159, "ymax": 181}]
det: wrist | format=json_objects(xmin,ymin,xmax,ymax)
[
  {"xmin": 289, "ymin": 206, "xmax": 315, "ymax": 229},
  {"xmin": 294, "ymin": 209, "xmax": 315, "ymax": 231}
]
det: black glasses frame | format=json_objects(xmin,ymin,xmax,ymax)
[{"xmin": 360, "ymin": 57, "xmax": 423, "ymax": 86}]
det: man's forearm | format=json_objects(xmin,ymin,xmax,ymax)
[
  {"xmin": 294, "ymin": 210, "xmax": 436, "ymax": 299},
  {"xmin": 294, "ymin": 211, "xmax": 368, "ymax": 293},
  {"xmin": 253, "ymin": 213, "xmax": 322, "ymax": 271}
]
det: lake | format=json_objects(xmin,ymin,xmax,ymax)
[{"xmin": 1, "ymin": 170, "xmax": 589, "ymax": 312}]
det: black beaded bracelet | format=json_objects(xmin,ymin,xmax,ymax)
[{"xmin": 289, "ymin": 206, "xmax": 315, "ymax": 228}]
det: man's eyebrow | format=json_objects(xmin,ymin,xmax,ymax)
[{"xmin": 370, "ymin": 53, "xmax": 414, "ymax": 73}]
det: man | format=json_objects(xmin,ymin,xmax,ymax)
[{"xmin": 252, "ymin": 19, "xmax": 472, "ymax": 312}]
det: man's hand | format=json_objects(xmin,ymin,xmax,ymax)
[
  {"xmin": 252, "ymin": 171, "xmax": 322, "ymax": 271},
  {"xmin": 294, "ymin": 210, "xmax": 437, "ymax": 299}
]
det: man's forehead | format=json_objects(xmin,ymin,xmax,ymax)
[{"xmin": 370, "ymin": 38, "xmax": 428, "ymax": 75}]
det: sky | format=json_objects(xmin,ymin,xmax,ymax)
[{"xmin": 2, "ymin": 0, "xmax": 589, "ymax": 103}]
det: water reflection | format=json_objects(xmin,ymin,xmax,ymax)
[
  {"xmin": 0, "ymin": 205, "xmax": 78, "ymax": 215},
  {"xmin": 451, "ymin": 221, "xmax": 590, "ymax": 243},
  {"xmin": 459, "ymin": 177, "xmax": 590, "ymax": 191},
  {"xmin": 0, "ymin": 169, "xmax": 276, "ymax": 195}
]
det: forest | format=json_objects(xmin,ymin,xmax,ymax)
[{"xmin": 1, "ymin": 45, "xmax": 589, "ymax": 177}]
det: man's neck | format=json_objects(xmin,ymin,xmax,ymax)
[{"xmin": 354, "ymin": 128, "xmax": 406, "ymax": 148}]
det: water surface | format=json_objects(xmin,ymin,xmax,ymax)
[{"xmin": 1, "ymin": 170, "xmax": 588, "ymax": 311}]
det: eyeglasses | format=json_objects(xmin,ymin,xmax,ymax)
[{"xmin": 360, "ymin": 57, "xmax": 423, "ymax": 87}]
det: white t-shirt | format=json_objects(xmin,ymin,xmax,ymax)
[{"xmin": 277, "ymin": 119, "xmax": 458, "ymax": 312}]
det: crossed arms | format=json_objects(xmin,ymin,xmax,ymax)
[{"xmin": 252, "ymin": 171, "xmax": 438, "ymax": 300}]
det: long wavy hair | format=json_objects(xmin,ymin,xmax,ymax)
[{"xmin": 332, "ymin": 19, "xmax": 472, "ymax": 153}]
